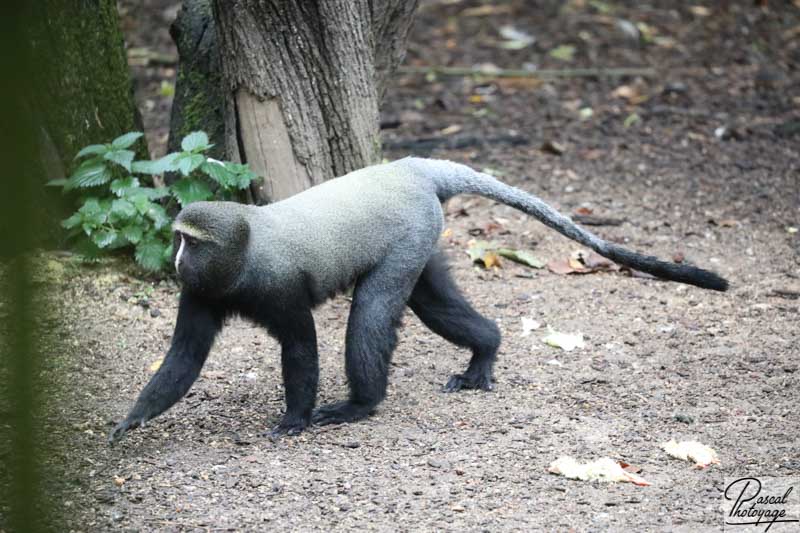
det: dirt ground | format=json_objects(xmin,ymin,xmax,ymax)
[{"xmin": 45, "ymin": 1, "xmax": 800, "ymax": 531}]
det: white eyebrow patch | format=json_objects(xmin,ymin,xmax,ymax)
[{"xmin": 174, "ymin": 234, "xmax": 186, "ymax": 274}]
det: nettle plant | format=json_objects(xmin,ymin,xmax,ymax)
[{"xmin": 49, "ymin": 131, "xmax": 257, "ymax": 271}]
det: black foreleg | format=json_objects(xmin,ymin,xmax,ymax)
[
  {"xmin": 267, "ymin": 310, "xmax": 319, "ymax": 437},
  {"xmin": 108, "ymin": 291, "xmax": 223, "ymax": 444}
]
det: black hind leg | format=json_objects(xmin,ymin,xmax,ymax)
[{"xmin": 408, "ymin": 252, "xmax": 501, "ymax": 392}]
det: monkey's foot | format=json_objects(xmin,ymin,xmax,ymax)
[
  {"xmin": 443, "ymin": 372, "xmax": 494, "ymax": 393},
  {"xmin": 267, "ymin": 416, "xmax": 310, "ymax": 438},
  {"xmin": 312, "ymin": 401, "xmax": 374, "ymax": 426}
]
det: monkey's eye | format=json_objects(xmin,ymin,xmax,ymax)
[{"xmin": 186, "ymin": 237, "xmax": 198, "ymax": 248}]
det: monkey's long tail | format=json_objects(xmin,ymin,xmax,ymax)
[{"xmin": 428, "ymin": 159, "xmax": 728, "ymax": 291}]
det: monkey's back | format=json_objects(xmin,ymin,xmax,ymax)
[{"xmin": 248, "ymin": 161, "xmax": 444, "ymax": 302}]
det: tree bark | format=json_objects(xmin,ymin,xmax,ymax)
[
  {"xmin": 167, "ymin": 0, "xmax": 226, "ymax": 165},
  {"xmin": 21, "ymin": 0, "xmax": 142, "ymax": 242},
  {"xmin": 28, "ymin": 0, "xmax": 144, "ymax": 176},
  {"xmin": 205, "ymin": 0, "xmax": 418, "ymax": 204}
]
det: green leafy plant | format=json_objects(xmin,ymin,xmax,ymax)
[{"xmin": 49, "ymin": 131, "xmax": 258, "ymax": 271}]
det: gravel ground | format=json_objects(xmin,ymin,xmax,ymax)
[{"xmin": 19, "ymin": 1, "xmax": 800, "ymax": 531}]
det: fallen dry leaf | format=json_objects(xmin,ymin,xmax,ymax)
[
  {"xmin": 576, "ymin": 250, "xmax": 620, "ymax": 271},
  {"xmin": 497, "ymin": 248, "xmax": 544, "ymax": 268},
  {"xmin": 542, "ymin": 326, "xmax": 586, "ymax": 351},
  {"xmin": 460, "ymin": 4, "xmax": 514, "ymax": 16},
  {"xmin": 548, "ymin": 457, "xmax": 651, "ymax": 486},
  {"xmin": 547, "ymin": 250, "xmax": 618, "ymax": 275},
  {"xmin": 541, "ymin": 140, "xmax": 566, "ymax": 155},
  {"xmin": 611, "ymin": 84, "xmax": 649, "ymax": 104},
  {"xmin": 520, "ymin": 317, "xmax": 541, "ymax": 337},
  {"xmin": 482, "ymin": 251, "xmax": 501, "ymax": 268},
  {"xmin": 661, "ymin": 439, "xmax": 720, "ymax": 469},
  {"xmin": 438, "ymin": 124, "xmax": 462, "ymax": 136},
  {"xmin": 688, "ymin": 5, "xmax": 711, "ymax": 17},
  {"xmin": 466, "ymin": 240, "xmax": 502, "ymax": 269},
  {"xmin": 547, "ymin": 257, "xmax": 588, "ymax": 275},
  {"xmin": 149, "ymin": 357, "xmax": 164, "ymax": 372}
]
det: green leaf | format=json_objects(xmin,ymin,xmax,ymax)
[
  {"xmin": 65, "ymin": 160, "xmax": 112, "ymax": 190},
  {"xmin": 110, "ymin": 198, "xmax": 137, "ymax": 219},
  {"xmin": 144, "ymin": 186, "xmax": 170, "ymax": 200},
  {"xmin": 77, "ymin": 197, "xmax": 107, "ymax": 227},
  {"xmin": 46, "ymin": 178, "xmax": 69, "ymax": 188},
  {"xmin": 497, "ymin": 248, "xmax": 545, "ymax": 269},
  {"xmin": 135, "ymin": 237, "xmax": 168, "ymax": 271},
  {"xmin": 549, "ymin": 44, "xmax": 576, "ymax": 61},
  {"xmin": 121, "ymin": 224, "xmax": 144, "ymax": 244},
  {"xmin": 623, "ymin": 113, "xmax": 641, "ymax": 128},
  {"xmin": 104, "ymin": 150, "xmax": 135, "ymax": 172},
  {"xmin": 92, "ymin": 229, "xmax": 117, "ymax": 249},
  {"xmin": 73, "ymin": 238, "xmax": 103, "ymax": 261},
  {"xmin": 61, "ymin": 212, "xmax": 82, "ymax": 230},
  {"xmin": 175, "ymin": 153, "xmax": 206, "ymax": 176},
  {"xmin": 200, "ymin": 160, "xmax": 235, "ymax": 187},
  {"xmin": 131, "ymin": 194, "xmax": 155, "ymax": 216},
  {"xmin": 180, "ymin": 131, "xmax": 211, "ymax": 152},
  {"xmin": 131, "ymin": 153, "xmax": 180, "ymax": 175},
  {"xmin": 74, "ymin": 144, "xmax": 108, "ymax": 159},
  {"xmin": 145, "ymin": 203, "xmax": 171, "ymax": 230},
  {"xmin": 110, "ymin": 176, "xmax": 140, "ymax": 196},
  {"xmin": 212, "ymin": 161, "xmax": 258, "ymax": 190},
  {"xmin": 171, "ymin": 178, "xmax": 213, "ymax": 206},
  {"xmin": 121, "ymin": 184, "xmax": 170, "ymax": 202},
  {"xmin": 111, "ymin": 132, "xmax": 144, "ymax": 149},
  {"xmin": 162, "ymin": 243, "xmax": 174, "ymax": 263}
]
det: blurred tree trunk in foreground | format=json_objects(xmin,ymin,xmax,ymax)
[
  {"xmin": 169, "ymin": 0, "xmax": 418, "ymax": 204},
  {"xmin": 23, "ymin": 0, "xmax": 144, "ymax": 244},
  {"xmin": 29, "ymin": 0, "xmax": 144, "ymax": 183}
]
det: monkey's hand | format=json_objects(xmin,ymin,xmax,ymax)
[{"xmin": 108, "ymin": 416, "xmax": 147, "ymax": 445}]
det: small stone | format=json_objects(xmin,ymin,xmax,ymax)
[
  {"xmin": 427, "ymin": 458, "xmax": 450, "ymax": 469},
  {"xmin": 674, "ymin": 413, "xmax": 694, "ymax": 424},
  {"xmin": 149, "ymin": 308, "xmax": 161, "ymax": 318}
]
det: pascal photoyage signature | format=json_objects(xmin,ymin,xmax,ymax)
[{"xmin": 725, "ymin": 477, "xmax": 798, "ymax": 531}]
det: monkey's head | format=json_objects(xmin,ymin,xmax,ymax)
[{"xmin": 172, "ymin": 202, "xmax": 251, "ymax": 298}]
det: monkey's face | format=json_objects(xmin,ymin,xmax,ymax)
[
  {"xmin": 172, "ymin": 206, "xmax": 250, "ymax": 298},
  {"xmin": 173, "ymin": 230, "xmax": 239, "ymax": 298}
]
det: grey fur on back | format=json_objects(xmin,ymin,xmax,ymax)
[
  {"xmin": 179, "ymin": 157, "xmax": 727, "ymax": 296},
  {"xmin": 209, "ymin": 161, "xmax": 444, "ymax": 303}
]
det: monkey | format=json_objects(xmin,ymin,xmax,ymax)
[{"xmin": 108, "ymin": 157, "xmax": 728, "ymax": 443}]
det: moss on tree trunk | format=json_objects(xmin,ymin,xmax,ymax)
[{"xmin": 28, "ymin": 0, "xmax": 144, "ymax": 177}]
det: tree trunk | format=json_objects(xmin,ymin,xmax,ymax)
[
  {"xmin": 205, "ymin": 0, "xmax": 418, "ymax": 204},
  {"xmin": 23, "ymin": 0, "xmax": 143, "ymax": 242},
  {"xmin": 28, "ymin": 0, "xmax": 144, "ymax": 178},
  {"xmin": 167, "ymin": 0, "xmax": 226, "ymax": 165}
]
